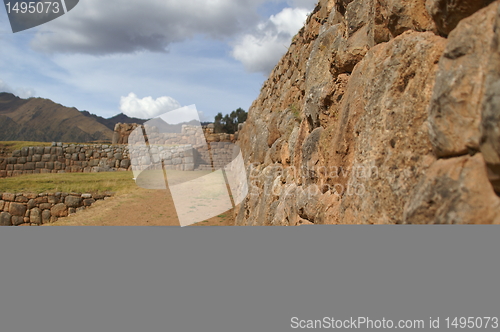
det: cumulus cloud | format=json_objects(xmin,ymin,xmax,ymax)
[
  {"xmin": 231, "ymin": 7, "xmax": 312, "ymax": 74},
  {"xmin": 31, "ymin": 0, "xmax": 267, "ymax": 55},
  {"xmin": 0, "ymin": 79, "xmax": 36, "ymax": 98},
  {"xmin": 120, "ymin": 92, "xmax": 182, "ymax": 119}
]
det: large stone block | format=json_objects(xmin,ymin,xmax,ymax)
[
  {"xmin": 65, "ymin": 196, "xmax": 82, "ymax": 208},
  {"xmin": 403, "ymin": 154, "xmax": 500, "ymax": 224},
  {"xmin": 478, "ymin": 2, "xmax": 500, "ymax": 194},
  {"xmin": 51, "ymin": 203, "xmax": 68, "ymax": 217},
  {"xmin": 83, "ymin": 198, "xmax": 95, "ymax": 207},
  {"xmin": 426, "ymin": 0, "xmax": 496, "ymax": 35},
  {"xmin": 42, "ymin": 210, "xmax": 52, "ymax": 223},
  {"xmin": 11, "ymin": 216, "xmax": 24, "ymax": 226},
  {"xmin": 120, "ymin": 159, "xmax": 131, "ymax": 169},
  {"xmin": 23, "ymin": 162, "xmax": 35, "ymax": 171},
  {"xmin": 9, "ymin": 203, "xmax": 27, "ymax": 217},
  {"xmin": 15, "ymin": 196, "xmax": 28, "ymax": 203},
  {"xmin": 0, "ymin": 212, "xmax": 12, "ymax": 226},
  {"xmin": 429, "ymin": 3, "xmax": 499, "ymax": 157},
  {"xmin": 30, "ymin": 208, "xmax": 42, "ymax": 224},
  {"xmin": 2, "ymin": 193, "xmax": 15, "ymax": 202}
]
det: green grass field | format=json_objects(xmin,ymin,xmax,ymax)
[
  {"xmin": 0, "ymin": 171, "xmax": 137, "ymax": 194},
  {"xmin": 0, "ymin": 141, "xmax": 53, "ymax": 153}
]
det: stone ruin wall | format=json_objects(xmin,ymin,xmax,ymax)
[
  {"xmin": 112, "ymin": 122, "xmax": 241, "ymax": 145},
  {"xmin": 0, "ymin": 143, "xmax": 132, "ymax": 178},
  {"xmin": 129, "ymin": 124, "xmax": 240, "ymax": 173},
  {"xmin": 0, "ymin": 191, "xmax": 114, "ymax": 226},
  {"xmin": 0, "ymin": 124, "xmax": 242, "ymax": 178},
  {"xmin": 236, "ymin": 0, "xmax": 500, "ymax": 225}
]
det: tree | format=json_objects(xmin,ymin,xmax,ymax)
[
  {"xmin": 214, "ymin": 112, "xmax": 224, "ymax": 133},
  {"xmin": 213, "ymin": 108, "xmax": 247, "ymax": 134}
]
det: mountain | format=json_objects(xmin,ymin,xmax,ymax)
[
  {"xmin": 79, "ymin": 110, "xmax": 147, "ymax": 131},
  {"xmin": 0, "ymin": 93, "xmax": 142, "ymax": 143}
]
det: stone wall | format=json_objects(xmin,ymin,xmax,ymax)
[
  {"xmin": 0, "ymin": 191, "xmax": 114, "ymax": 226},
  {"xmin": 114, "ymin": 122, "xmax": 239, "ymax": 146},
  {"xmin": 236, "ymin": 0, "xmax": 500, "ymax": 225},
  {"xmin": 112, "ymin": 123, "xmax": 141, "ymax": 145},
  {"xmin": 0, "ymin": 123, "xmax": 243, "ymax": 179},
  {"xmin": 129, "ymin": 124, "xmax": 238, "ymax": 173},
  {"xmin": 0, "ymin": 143, "xmax": 131, "ymax": 178}
]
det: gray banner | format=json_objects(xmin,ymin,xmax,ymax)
[{"xmin": 0, "ymin": 226, "xmax": 498, "ymax": 332}]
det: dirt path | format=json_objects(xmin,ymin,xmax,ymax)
[{"xmin": 45, "ymin": 187, "xmax": 235, "ymax": 226}]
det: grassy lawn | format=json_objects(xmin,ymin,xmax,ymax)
[
  {"xmin": 0, "ymin": 141, "xmax": 53, "ymax": 153},
  {"xmin": 0, "ymin": 171, "xmax": 137, "ymax": 194},
  {"xmin": 0, "ymin": 169, "xmax": 217, "ymax": 194},
  {"xmin": 0, "ymin": 141, "xmax": 114, "ymax": 154}
]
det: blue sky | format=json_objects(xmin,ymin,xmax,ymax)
[{"xmin": 0, "ymin": 0, "xmax": 317, "ymax": 121}]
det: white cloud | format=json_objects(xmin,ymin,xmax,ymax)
[
  {"xmin": 120, "ymin": 92, "xmax": 181, "ymax": 119},
  {"xmin": 231, "ymin": 7, "xmax": 311, "ymax": 74},
  {"xmin": 31, "ymin": 0, "xmax": 267, "ymax": 55},
  {"xmin": 0, "ymin": 79, "xmax": 36, "ymax": 98}
]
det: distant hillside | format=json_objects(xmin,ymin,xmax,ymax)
[
  {"xmin": 0, "ymin": 93, "xmax": 143, "ymax": 143},
  {"xmin": 80, "ymin": 110, "xmax": 147, "ymax": 131}
]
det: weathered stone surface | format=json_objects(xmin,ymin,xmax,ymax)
[
  {"xmin": 65, "ymin": 196, "xmax": 82, "ymax": 208},
  {"xmin": 403, "ymin": 154, "xmax": 500, "ymax": 224},
  {"xmin": 83, "ymin": 198, "xmax": 96, "ymax": 207},
  {"xmin": 11, "ymin": 216, "xmax": 24, "ymax": 226},
  {"xmin": 9, "ymin": 202, "xmax": 27, "ymax": 217},
  {"xmin": 47, "ymin": 196, "xmax": 58, "ymax": 204},
  {"xmin": 27, "ymin": 199, "xmax": 36, "ymax": 210},
  {"xmin": 23, "ymin": 162, "xmax": 35, "ymax": 170},
  {"xmin": 15, "ymin": 195, "xmax": 29, "ymax": 203},
  {"xmin": 39, "ymin": 203, "xmax": 52, "ymax": 210},
  {"xmin": 120, "ymin": 159, "xmax": 131, "ymax": 169},
  {"xmin": 2, "ymin": 193, "xmax": 15, "ymax": 202},
  {"xmin": 331, "ymin": 31, "xmax": 445, "ymax": 224},
  {"xmin": 51, "ymin": 203, "xmax": 68, "ymax": 217},
  {"xmin": 429, "ymin": 3, "xmax": 499, "ymax": 158},
  {"xmin": 426, "ymin": 0, "xmax": 496, "ymax": 35},
  {"xmin": 30, "ymin": 208, "xmax": 42, "ymax": 224},
  {"xmin": 42, "ymin": 210, "xmax": 51, "ymax": 223},
  {"xmin": 113, "ymin": 123, "xmax": 141, "ymax": 145},
  {"xmin": 481, "ymin": 2, "xmax": 500, "ymax": 194},
  {"xmin": 236, "ymin": 0, "xmax": 500, "ymax": 225},
  {"xmin": 0, "ymin": 212, "xmax": 12, "ymax": 226}
]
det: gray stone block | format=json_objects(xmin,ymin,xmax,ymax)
[
  {"xmin": 0, "ymin": 212, "xmax": 11, "ymax": 226},
  {"xmin": 30, "ymin": 208, "xmax": 42, "ymax": 224}
]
